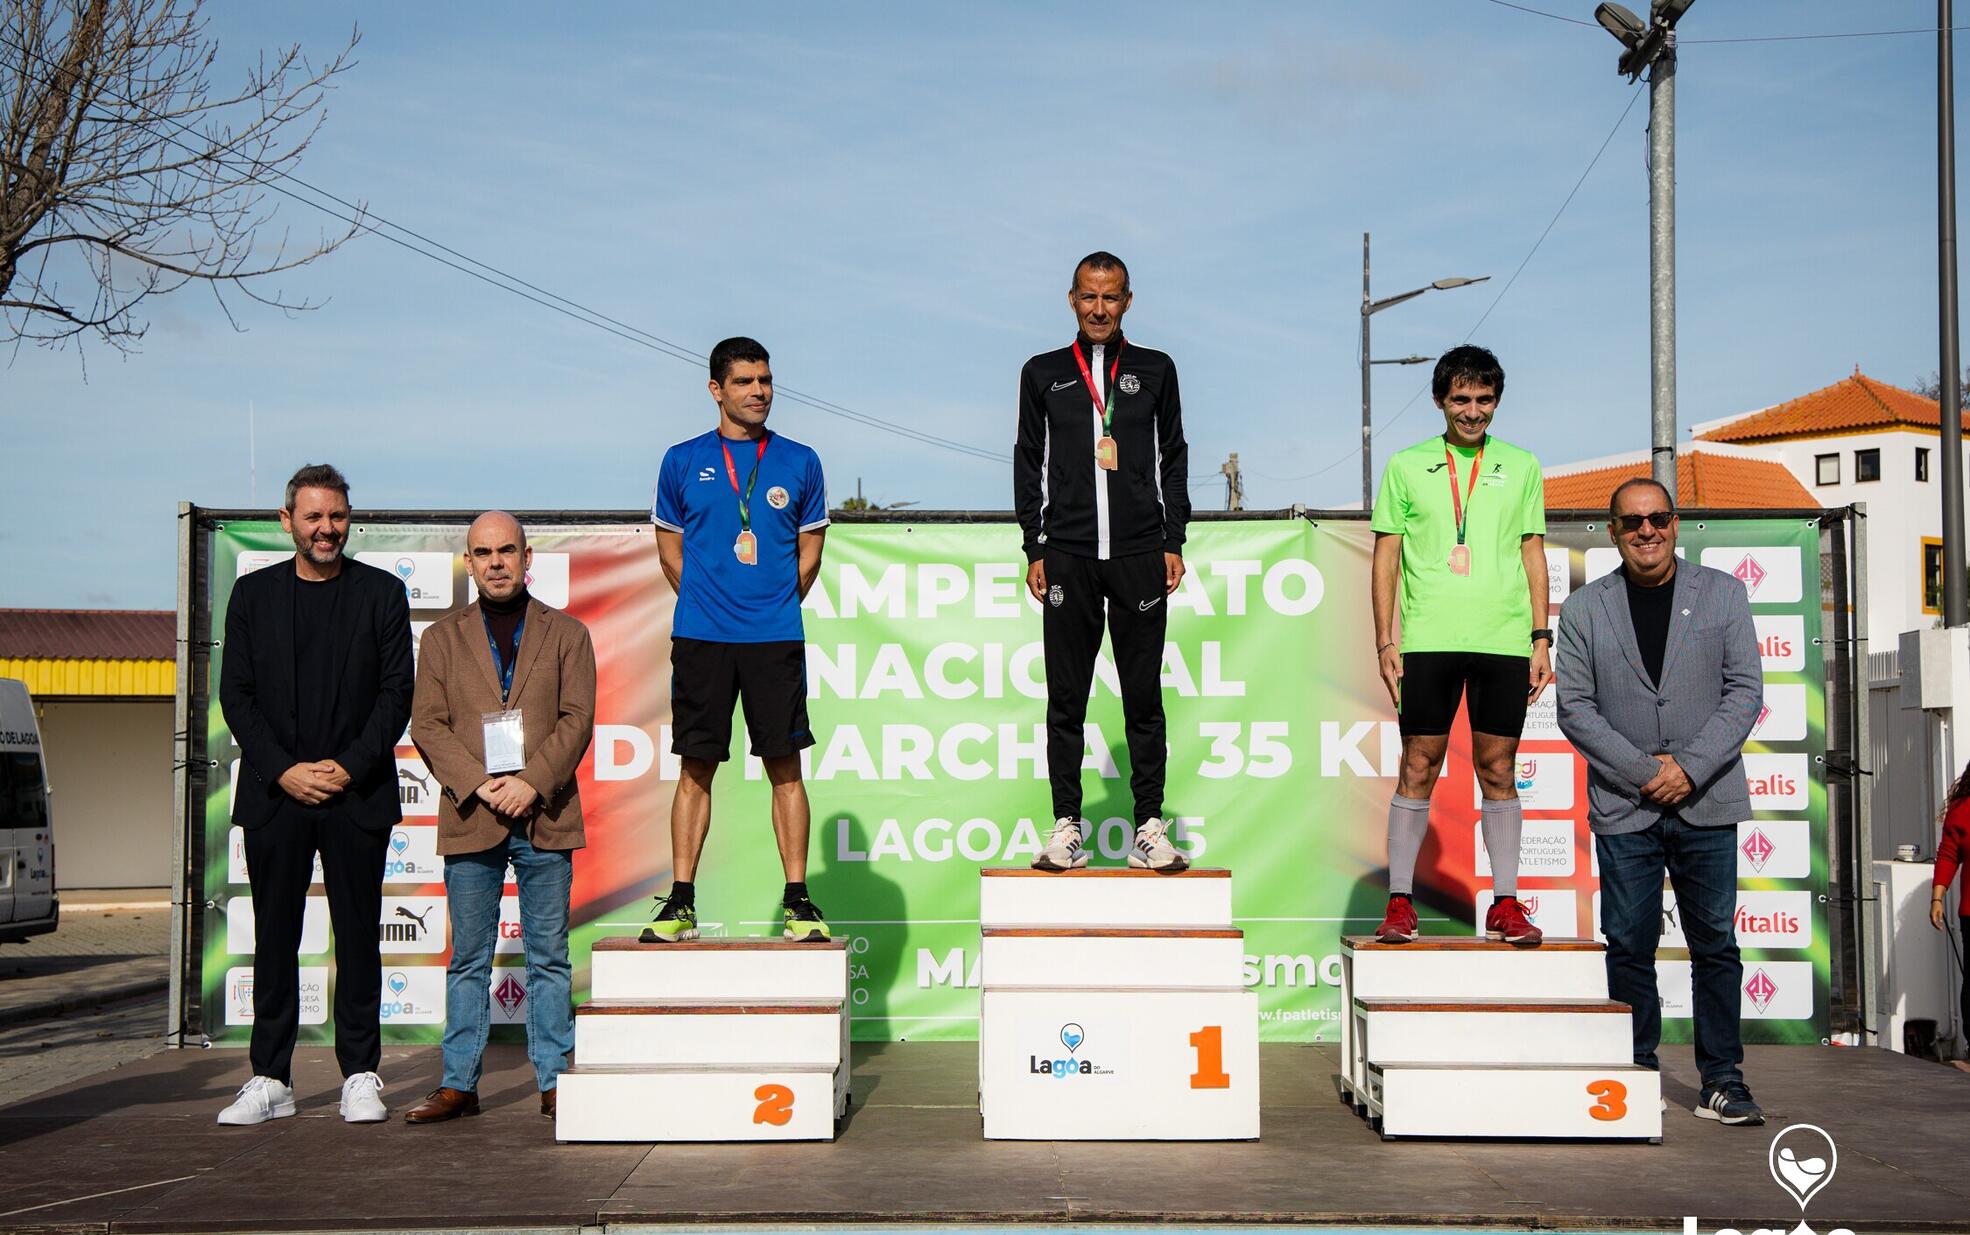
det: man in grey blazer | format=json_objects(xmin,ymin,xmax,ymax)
[{"xmin": 1556, "ymin": 477, "xmax": 1766, "ymax": 1126}]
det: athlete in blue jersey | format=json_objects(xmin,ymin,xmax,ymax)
[{"xmin": 645, "ymin": 337, "xmax": 831, "ymax": 943}]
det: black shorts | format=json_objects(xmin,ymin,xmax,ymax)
[
  {"xmin": 1398, "ymin": 651, "xmax": 1530, "ymax": 738},
  {"xmin": 670, "ymin": 637, "xmax": 814, "ymax": 762}
]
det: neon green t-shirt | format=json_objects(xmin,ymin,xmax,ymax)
[{"xmin": 1370, "ymin": 434, "xmax": 1545, "ymax": 657}]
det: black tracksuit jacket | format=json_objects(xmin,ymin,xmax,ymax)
[{"xmin": 1013, "ymin": 333, "xmax": 1190, "ymax": 563}]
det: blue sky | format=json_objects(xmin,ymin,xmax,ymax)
[{"xmin": 3, "ymin": 0, "xmax": 1958, "ymax": 606}]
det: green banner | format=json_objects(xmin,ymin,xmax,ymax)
[{"xmin": 198, "ymin": 514, "xmax": 1829, "ymax": 1047}]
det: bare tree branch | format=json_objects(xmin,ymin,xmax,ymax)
[{"xmin": 0, "ymin": 0, "xmax": 359, "ymax": 356}]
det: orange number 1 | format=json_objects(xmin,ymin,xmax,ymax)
[
  {"xmin": 753, "ymin": 1083, "xmax": 795, "ymax": 1125},
  {"xmin": 1586, "ymin": 1078, "xmax": 1627, "ymax": 1121},
  {"xmin": 1189, "ymin": 1025, "xmax": 1230, "ymax": 1089}
]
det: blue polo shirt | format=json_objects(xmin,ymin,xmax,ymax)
[{"xmin": 652, "ymin": 428, "xmax": 829, "ymax": 643}]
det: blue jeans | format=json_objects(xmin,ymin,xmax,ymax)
[
  {"xmin": 1596, "ymin": 816, "xmax": 1745, "ymax": 1087},
  {"xmin": 441, "ymin": 832, "xmax": 574, "ymax": 1093}
]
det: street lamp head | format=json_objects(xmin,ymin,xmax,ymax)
[
  {"xmin": 1656, "ymin": 0, "xmax": 1696, "ymax": 27},
  {"xmin": 1430, "ymin": 276, "xmax": 1491, "ymax": 291},
  {"xmin": 1594, "ymin": 2, "xmax": 1645, "ymax": 47}
]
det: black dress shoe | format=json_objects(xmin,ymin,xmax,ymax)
[{"xmin": 540, "ymin": 1087, "xmax": 557, "ymax": 1119}]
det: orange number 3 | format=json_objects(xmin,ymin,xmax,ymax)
[
  {"xmin": 753, "ymin": 1083, "xmax": 795, "ymax": 1125},
  {"xmin": 1189, "ymin": 1025, "xmax": 1231, "ymax": 1089},
  {"xmin": 1586, "ymin": 1078, "xmax": 1627, "ymax": 1121}
]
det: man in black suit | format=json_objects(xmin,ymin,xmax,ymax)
[{"xmin": 217, "ymin": 463, "xmax": 414, "ymax": 1126}]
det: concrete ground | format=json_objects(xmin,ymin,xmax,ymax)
[
  {"xmin": 0, "ymin": 891, "xmax": 170, "ymax": 1026},
  {"xmin": 0, "ymin": 1039, "xmax": 1965, "ymax": 1233}
]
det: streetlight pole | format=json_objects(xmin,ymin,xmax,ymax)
[
  {"xmin": 1941, "ymin": 0, "xmax": 1967, "ymax": 626},
  {"xmin": 1648, "ymin": 34, "xmax": 1677, "ymax": 493},
  {"xmin": 1597, "ymin": 0, "xmax": 1696, "ymax": 492},
  {"xmin": 1359, "ymin": 232, "xmax": 1489, "ymax": 509}
]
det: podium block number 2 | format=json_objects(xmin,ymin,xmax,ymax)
[
  {"xmin": 753, "ymin": 1084, "xmax": 795, "ymax": 1125},
  {"xmin": 1586, "ymin": 1079, "xmax": 1627, "ymax": 1122},
  {"xmin": 1188, "ymin": 1026, "xmax": 1231, "ymax": 1089}
]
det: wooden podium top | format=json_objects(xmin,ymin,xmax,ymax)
[
  {"xmin": 593, "ymin": 937, "xmax": 848, "ymax": 952},
  {"xmin": 980, "ymin": 867, "xmax": 1229, "ymax": 878},
  {"xmin": 1341, "ymin": 934, "xmax": 1604, "ymax": 952}
]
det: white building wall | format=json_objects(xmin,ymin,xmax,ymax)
[{"xmin": 1763, "ymin": 430, "xmax": 1970, "ymax": 650}]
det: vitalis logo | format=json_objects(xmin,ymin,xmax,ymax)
[
  {"xmin": 1030, "ymin": 1021, "xmax": 1112, "ymax": 1078},
  {"xmin": 1683, "ymin": 1124, "xmax": 1849, "ymax": 1235}
]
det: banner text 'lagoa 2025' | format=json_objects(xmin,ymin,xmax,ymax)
[{"xmin": 200, "ymin": 515, "xmax": 1827, "ymax": 1044}]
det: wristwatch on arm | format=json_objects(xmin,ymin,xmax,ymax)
[{"xmin": 1531, "ymin": 628, "xmax": 1554, "ymax": 647}]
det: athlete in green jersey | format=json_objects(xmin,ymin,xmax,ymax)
[{"xmin": 1368, "ymin": 345, "xmax": 1552, "ymax": 946}]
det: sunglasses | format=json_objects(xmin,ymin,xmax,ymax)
[{"xmin": 1615, "ymin": 512, "xmax": 1676, "ymax": 532}]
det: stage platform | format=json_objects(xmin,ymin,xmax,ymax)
[{"xmin": 0, "ymin": 1040, "xmax": 1964, "ymax": 1232}]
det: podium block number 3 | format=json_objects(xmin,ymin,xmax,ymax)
[
  {"xmin": 753, "ymin": 1084, "xmax": 795, "ymax": 1126},
  {"xmin": 1586, "ymin": 1079, "xmax": 1627, "ymax": 1122},
  {"xmin": 1189, "ymin": 1026, "xmax": 1231, "ymax": 1089}
]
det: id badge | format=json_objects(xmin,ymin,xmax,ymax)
[{"xmin": 482, "ymin": 709, "xmax": 526, "ymax": 773}]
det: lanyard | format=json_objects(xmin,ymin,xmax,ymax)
[
  {"xmin": 1070, "ymin": 339, "xmax": 1124, "ymax": 435},
  {"xmin": 483, "ymin": 612, "xmax": 525, "ymax": 703},
  {"xmin": 720, "ymin": 433, "xmax": 770, "ymax": 532},
  {"xmin": 1443, "ymin": 440, "xmax": 1485, "ymax": 547}
]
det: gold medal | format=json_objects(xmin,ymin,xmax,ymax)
[
  {"xmin": 1448, "ymin": 544, "xmax": 1470, "ymax": 575},
  {"xmin": 734, "ymin": 530, "xmax": 758, "ymax": 565},
  {"xmin": 1096, "ymin": 435, "xmax": 1118, "ymax": 470}
]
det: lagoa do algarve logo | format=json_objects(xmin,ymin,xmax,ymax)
[
  {"xmin": 1683, "ymin": 1124, "xmax": 1851, "ymax": 1235},
  {"xmin": 1029, "ymin": 1021, "xmax": 1112, "ymax": 1079}
]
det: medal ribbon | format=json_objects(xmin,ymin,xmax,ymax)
[
  {"xmin": 720, "ymin": 433, "xmax": 770, "ymax": 532},
  {"xmin": 1443, "ymin": 440, "xmax": 1485, "ymax": 547},
  {"xmin": 483, "ymin": 612, "xmax": 525, "ymax": 703},
  {"xmin": 1070, "ymin": 339, "xmax": 1125, "ymax": 435}
]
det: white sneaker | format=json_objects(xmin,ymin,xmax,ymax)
[
  {"xmin": 1032, "ymin": 817, "xmax": 1089, "ymax": 871},
  {"xmin": 339, "ymin": 1071, "xmax": 388, "ymax": 1123},
  {"xmin": 1128, "ymin": 817, "xmax": 1189, "ymax": 872},
  {"xmin": 216, "ymin": 1075, "xmax": 295, "ymax": 1126}
]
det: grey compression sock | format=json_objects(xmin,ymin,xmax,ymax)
[
  {"xmin": 1480, "ymin": 796, "xmax": 1525, "ymax": 899},
  {"xmin": 1386, "ymin": 793, "xmax": 1432, "ymax": 895}
]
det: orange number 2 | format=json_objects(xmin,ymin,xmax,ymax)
[
  {"xmin": 1189, "ymin": 1026, "xmax": 1231, "ymax": 1089},
  {"xmin": 1586, "ymin": 1078, "xmax": 1628, "ymax": 1121},
  {"xmin": 753, "ymin": 1083, "xmax": 795, "ymax": 1126}
]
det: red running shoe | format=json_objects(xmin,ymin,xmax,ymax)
[
  {"xmin": 1375, "ymin": 896, "xmax": 1418, "ymax": 943},
  {"xmin": 1485, "ymin": 896, "xmax": 1544, "ymax": 947}
]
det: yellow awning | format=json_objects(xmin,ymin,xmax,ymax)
[{"xmin": 0, "ymin": 658, "xmax": 175, "ymax": 697}]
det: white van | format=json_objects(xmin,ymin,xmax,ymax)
[{"xmin": 0, "ymin": 679, "xmax": 56, "ymax": 942}]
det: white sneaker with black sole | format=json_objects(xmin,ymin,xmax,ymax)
[
  {"xmin": 340, "ymin": 1071, "xmax": 388, "ymax": 1123},
  {"xmin": 1128, "ymin": 818, "xmax": 1189, "ymax": 872},
  {"xmin": 216, "ymin": 1075, "xmax": 295, "ymax": 1126},
  {"xmin": 1032, "ymin": 817, "xmax": 1089, "ymax": 870}
]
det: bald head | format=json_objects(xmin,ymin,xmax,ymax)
[{"xmin": 465, "ymin": 510, "xmax": 531, "ymax": 603}]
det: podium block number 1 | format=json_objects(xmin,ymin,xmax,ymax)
[
  {"xmin": 1188, "ymin": 1026, "xmax": 1231, "ymax": 1089},
  {"xmin": 753, "ymin": 1084, "xmax": 795, "ymax": 1126},
  {"xmin": 1586, "ymin": 1079, "xmax": 1627, "ymax": 1122}
]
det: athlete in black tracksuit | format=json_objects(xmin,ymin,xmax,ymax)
[{"xmin": 1014, "ymin": 331, "xmax": 1190, "ymax": 826}]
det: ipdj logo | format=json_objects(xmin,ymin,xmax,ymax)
[
  {"xmin": 1742, "ymin": 827, "xmax": 1776, "ymax": 873},
  {"xmin": 1515, "ymin": 759, "xmax": 1537, "ymax": 792},
  {"xmin": 1684, "ymin": 1124, "xmax": 1850, "ymax": 1235},
  {"xmin": 1029, "ymin": 1021, "xmax": 1109, "ymax": 1078}
]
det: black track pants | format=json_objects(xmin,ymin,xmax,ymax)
[{"xmin": 1042, "ymin": 549, "xmax": 1168, "ymax": 824}]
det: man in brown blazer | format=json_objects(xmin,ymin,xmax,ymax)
[{"xmin": 405, "ymin": 511, "xmax": 596, "ymax": 1123}]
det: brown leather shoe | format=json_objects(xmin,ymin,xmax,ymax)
[
  {"xmin": 404, "ymin": 1087, "xmax": 479, "ymax": 1123},
  {"xmin": 539, "ymin": 1087, "xmax": 557, "ymax": 1119}
]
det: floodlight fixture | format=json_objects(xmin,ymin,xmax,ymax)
[
  {"xmin": 1594, "ymin": 3, "xmax": 1645, "ymax": 47},
  {"xmin": 1598, "ymin": 0, "xmax": 1695, "ymax": 81}
]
